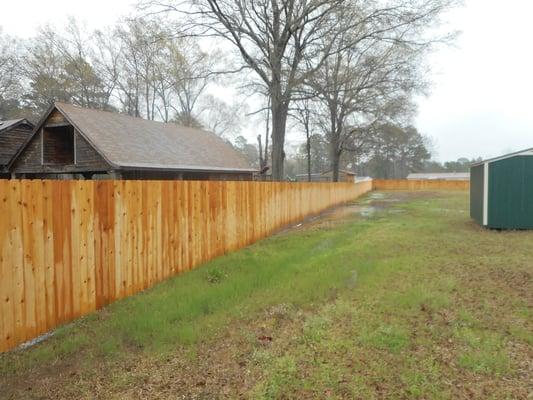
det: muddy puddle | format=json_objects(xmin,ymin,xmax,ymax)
[{"xmin": 283, "ymin": 190, "xmax": 430, "ymax": 233}]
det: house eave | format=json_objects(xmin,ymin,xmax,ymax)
[{"xmin": 115, "ymin": 162, "xmax": 258, "ymax": 174}]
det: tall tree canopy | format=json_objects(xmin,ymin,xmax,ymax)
[
  {"xmin": 356, "ymin": 124, "xmax": 431, "ymax": 179},
  {"xmin": 0, "ymin": 18, "xmax": 241, "ymax": 136},
  {"xmin": 142, "ymin": 0, "xmax": 457, "ymax": 180},
  {"xmin": 0, "ymin": 0, "xmax": 459, "ymax": 176}
]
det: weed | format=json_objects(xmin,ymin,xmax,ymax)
[
  {"xmin": 359, "ymin": 325, "xmax": 410, "ymax": 353},
  {"xmin": 454, "ymin": 328, "xmax": 511, "ymax": 374},
  {"xmin": 254, "ymin": 355, "xmax": 298, "ymax": 399},
  {"xmin": 205, "ymin": 268, "xmax": 225, "ymax": 284}
]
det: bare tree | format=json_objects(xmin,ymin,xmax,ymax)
[
  {"xmin": 197, "ymin": 94, "xmax": 243, "ymax": 137},
  {"xmin": 307, "ymin": 0, "xmax": 456, "ymax": 181},
  {"xmin": 0, "ymin": 29, "xmax": 25, "ymax": 119},
  {"xmin": 140, "ymin": 0, "xmax": 352, "ymax": 180},
  {"xmin": 139, "ymin": 0, "xmax": 458, "ymax": 180},
  {"xmin": 113, "ymin": 19, "xmax": 169, "ymax": 119},
  {"xmin": 291, "ymin": 97, "xmax": 318, "ymax": 181},
  {"xmin": 4, "ymin": 15, "xmax": 221, "ymax": 125},
  {"xmin": 257, "ymin": 96, "xmax": 271, "ymax": 174},
  {"xmin": 22, "ymin": 21, "xmax": 115, "ymax": 115},
  {"xmin": 168, "ymin": 41, "xmax": 215, "ymax": 126},
  {"xmin": 94, "ymin": 19, "xmax": 215, "ymax": 123},
  {"xmin": 56, "ymin": 19, "xmax": 113, "ymax": 108}
]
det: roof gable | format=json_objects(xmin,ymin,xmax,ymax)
[
  {"xmin": 0, "ymin": 119, "xmax": 34, "ymax": 134},
  {"xmin": 0, "ymin": 119, "xmax": 35, "ymax": 168},
  {"xmin": 8, "ymin": 105, "xmax": 114, "ymax": 171}
]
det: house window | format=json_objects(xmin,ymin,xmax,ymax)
[{"xmin": 42, "ymin": 126, "xmax": 74, "ymax": 165}]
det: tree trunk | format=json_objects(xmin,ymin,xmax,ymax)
[
  {"xmin": 257, "ymin": 134, "xmax": 264, "ymax": 169},
  {"xmin": 265, "ymin": 129, "xmax": 269, "ymax": 168},
  {"xmin": 270, "ymin": 100, "xmax": 288, "ymax": 181},
  {"xmin": 306, "ymin": 130, "xmax": 311, "ymax": 182},
  {"xmin": 257, "ymin": 102, "xmax": 270, "ymax": 173},
  {"xmin": 329, "ymin": 109, "xmax": 341, "ymax": 183},
  {"xmin": 331, "ymin": 149, "xmax": 341, "ymax": 182}
]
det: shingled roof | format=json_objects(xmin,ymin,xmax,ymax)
[
  {"xmin": 0, "ymin": 119, "xmax": 33, "ymax": 134},
  {"xmin": 49, "ymin": 102, "xmax": 255, "ymax": 173}
]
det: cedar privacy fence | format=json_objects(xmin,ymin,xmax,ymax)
[
  {"xmin": 0, "ymin": 178, "xmax": 468, "ymax": 352},
  {"xmin": 0, "ymin": 179, "xmax": 372, "ymax": 352},
  {"xmin": 373, "ymin": 179, "xmax": 469, "ymax": 191}
]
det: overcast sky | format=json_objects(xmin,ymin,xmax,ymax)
[{"xmin": 1, "ymin": 0, "xmax": 532, "ymax": 162}]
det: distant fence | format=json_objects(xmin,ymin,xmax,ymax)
[
  {"xmin": 0, "ymin": 179, "xmax": 373, "ymax": 352},
  {"xmin": 372, "ymin": 179, "xmax": 470, "ymax": 191}
]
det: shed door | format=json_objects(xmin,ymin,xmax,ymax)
[{"xmin": 488, "ymin": 156, "xmax": 533, "ymax": 229}]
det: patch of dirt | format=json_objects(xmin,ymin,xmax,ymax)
[
  {"xmin": 1, "ymin": 349, "xmax": 92, "ymax": 400},
  {"xmin": 13, "ymin": 307, "xmax": 306, "ymax": 399}
]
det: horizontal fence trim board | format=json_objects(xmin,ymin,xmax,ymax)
[
  {"xmin": 372, "ymin": 179, "xmax": 469, "ymax": 191},
  {"xmin": 0, "ymin": 179, "xmax": 373, "ymax": 352}
]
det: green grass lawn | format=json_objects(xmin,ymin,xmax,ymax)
[{"xmin": 1, "ymin": 191, "xmax": 531, "ymax": 399}]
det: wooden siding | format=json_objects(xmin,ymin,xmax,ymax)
[
  {"xmin": 373, "ymin": 179, "xmax": 470, "ymax": 191},
  {"xmin": 11, "ymin": 107, "xmax": 110, "ymax": 175},
  {"xmin": 10, "ymin": 132, "xmax": 42, "ymax": 173},
  {"xmin": 0, "ymin": 126, "xmax": 33, "ymax": 167},
  {"xmin": 74, "ymin": 131, "xmax": 109, "ymax": 170},
  {"xmin": 42, "ymin": 126, "xmax": 74, "ymax": 165},
  {"xmin": 12, "ymin": 129, "xmax": 111, "ymax": 175},
  {"xmin": 45, "ymin": 109, "xmax": 68, "ymax": 125},
  {"xmin": 0, "ymin": 179, "xmax": 373, "ymax": 352}
]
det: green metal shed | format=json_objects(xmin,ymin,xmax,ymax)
[{"xmin": 470, "ymin": 148, "xmax": 533, "ymax": 229}]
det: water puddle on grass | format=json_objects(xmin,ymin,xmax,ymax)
[
  {"xmin": 342, "ymin": 191, "xmax": 406, "ymax": 219},
  {"xmin": 329, "ymin": 204, "xmax": 378, "ymax": 220},
  {"xmin": 283, "ymin": 190, "xmax": 424, "ymax": 233}
]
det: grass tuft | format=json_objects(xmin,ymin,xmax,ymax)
[{"xmin": 359, "ymin": 324, "xmax": 410, "ymax": 353}]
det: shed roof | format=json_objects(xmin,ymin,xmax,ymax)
[
  {"xmin": 28, "ymin": 102, "xmax": 255, "ymax": 173},
  {"xmin": 407, "ymin": 172, "xmax": 470, "ymax": 180},
  {"xmin": 471, "ymin": 147, "xmax": 533, "ymax": 166}
]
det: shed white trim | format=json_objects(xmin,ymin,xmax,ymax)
[{"xmin": 483, "ymin": 162, "xmax": 489, "ymax": 226}]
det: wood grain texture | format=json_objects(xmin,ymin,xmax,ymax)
[
  {"xmin": 0, "ymin": 179, "xmax": 373, "ymax": 352},
  {"xmin": 0, "ymin": 126, "xmax": 34, "ymax": 168},
  {"xmin": 372, "ymin": 179, "xmax": 469, "ymax": 191}
]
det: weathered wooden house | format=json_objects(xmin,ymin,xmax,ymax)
[
  {"xmin": 0, "ymin": 119, "xmax": 34, "ymax": 178},
  {"xmin": 10, "ymin": 102, "xmax": 256, "ymax": 180}
]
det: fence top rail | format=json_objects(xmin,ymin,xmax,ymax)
[{"xmin": 0, "ymin": 178, "xmax": 369, "ymax": 185}]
